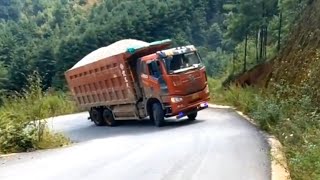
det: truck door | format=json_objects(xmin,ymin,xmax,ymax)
[{"xmin": 140, "ymin": 60, "xmax": 162, "ymax": 98}]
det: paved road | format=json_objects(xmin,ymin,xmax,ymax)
[{"xmin": 0, "ymin": 108, "xmax": 270, "ymax": 180}]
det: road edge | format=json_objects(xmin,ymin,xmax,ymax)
[
  {"xmin": 208, "ymin": 104, "xmax": 291, "ymax": 180},
  {"xmin": 0, "ymin": 153, "xmax": 17, "ymax": 158}
]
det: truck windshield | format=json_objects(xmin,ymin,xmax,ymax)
[{"xmin": 164, "ymin": 52, "xmax": 202, "ymax": 74}]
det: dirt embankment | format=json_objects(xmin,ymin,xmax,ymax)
[{"xmin": 223, "ymin": 59, "xmax": 274, "ymax": 88}]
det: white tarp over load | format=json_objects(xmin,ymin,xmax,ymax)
[{"xmin": 70, "ymin": 39, "xmax": 149, "ymax": 70}]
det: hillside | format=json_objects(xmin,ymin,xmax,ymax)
[
  {"xmin": 215, "ymin": 1, "xmax": 320, "ymax": 179},
  {"xmin": 0, "ymin": 0, "xmax": 306, "ymax": 94},
  {"xmin": 271, "ymin": 0, "xmax": 320, "ymax": 104},
  {"xmin": 0, "ymin": 0, "xmax": 227, "ymax": 92}
]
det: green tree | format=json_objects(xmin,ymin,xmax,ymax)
[
  {"xmin": 0, "ymin": 62, "xmax": 8, "ymax": 93},
  {"xmin": 0, "ymin": 0, "xmax": 298, "ymax": 93}
]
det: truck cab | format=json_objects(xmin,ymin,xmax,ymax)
[{"xmin": 136, "ymin": 45, "xmax": 210, "ymax": 126}]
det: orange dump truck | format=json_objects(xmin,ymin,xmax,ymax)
[{"xmin": 65, "ymin": 39, "xmax": 210, "ymax": 127}]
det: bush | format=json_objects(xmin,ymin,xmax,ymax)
[
  {"xmin": 209, "ymin": 83, "xmax": 259, "ymax": 113},
  {"xmin": 0, "ymin": 119, "xmax": 35, "ymax": 153},
  {"xmin": 250, "ymin": 96, "xmax": 282, "ymax": 131},
  {"xmin": 0, "ymin": 73, "xmax": 75, "ymax": 153}
]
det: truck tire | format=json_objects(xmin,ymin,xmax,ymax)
[
  {"xmin": 187, "ymin": 112, "xmax": 198, "ymax": 121},
  {"xmin": 103, "ymin": 109, "xmax": 116, "ymax": 126},
  {"xmin": 90, "ymin": 108, "xmax": 106, "ymax": 126},
  {"xmin": 152, "ymin": 103, "xmax": 165, "ymax": 127}
]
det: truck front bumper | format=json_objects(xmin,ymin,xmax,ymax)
[
  {"xmin": 164, "ymin": 87, "xmax": 210, "ymax": 118},
  {"xmin": 175, "ymin": 102, "xmax": 209, "ymax": 119}
]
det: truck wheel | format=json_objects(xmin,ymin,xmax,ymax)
[
  {"xmin": 149, "ymin": 112, "xmax": 154, "ymax": 122},
  {"xmin": 152, "ymin": 103, "xmax": 165, "ymax": 127},
  {"xmin": 103, "ymin": 109, "xmax": 116, "ymax": 126},
  {"xmin": 90, "ymin": 108, "xmax": 106, "ymax": 126},
  {"xmin": 187, "ymin": 112, "xmax": 198, "ymax": 121}
]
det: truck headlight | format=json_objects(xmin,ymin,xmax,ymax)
[{"xmin": 171, "ymin": 97, "xmax": 183, "ymax": 103}]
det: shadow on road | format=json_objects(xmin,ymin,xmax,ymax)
[{"xmin": 58, "ymin": 117, "xmax": 204, "ymax": 143}]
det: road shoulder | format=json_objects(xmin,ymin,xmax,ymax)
[{"xmin": 208, "ymin": 104, "xmax": 291, "ymax": 180}]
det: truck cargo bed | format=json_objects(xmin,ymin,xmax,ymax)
[{"xmin": 65, "ymin": 54, "xmax": 137, "ymax": 109}]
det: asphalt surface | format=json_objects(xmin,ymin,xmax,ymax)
[{"xmin": 0, "ymin": 108, "xmax": 271, "ymax": 180}]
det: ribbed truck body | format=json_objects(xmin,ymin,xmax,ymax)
[{"xmin": 65, "ymin": 39, "xmax": 171, "ymax": 120}]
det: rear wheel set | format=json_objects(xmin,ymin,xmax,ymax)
[
  {"xmin": 90, "ymin": 108, "xmax": 116, "ymax": 126},
  {"xmin": 103, "ymin": 109, "xmax": 116, "ymax": 126}
]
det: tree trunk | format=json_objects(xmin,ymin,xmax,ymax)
[
  {"xmin": 260, "ymin": 0, "xmax": 266, "ymax": 62},
  {"xmin": 243, "ymin": 33, "xmax": 248, "ymax": 72},
  {"xmin": 259, "ymin": 27, "xmax": 263, "ymax": 62},
  {"xmin": 255, "ymin": 30, "xmax": 259, "ymax": 63},
  {"xmin": 277, "ymin": 11, "xmax": 283, "ymax": 52},
  {"xmin": 232, "ymin": 53, "xmax": 235, "ymax": 75},
  {"xmin": 264, "ymin": 25, "xmax": 268, "ymax": 61}
]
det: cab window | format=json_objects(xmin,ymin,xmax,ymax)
[{"xmin": 148, "ymin": 61, "xmax": 162, "ymax": 79}]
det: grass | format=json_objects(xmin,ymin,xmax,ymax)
[
  {"xmin": 0, "ymin": 73, "xmax": 76, "ymax": 154},
  {"xmin": 37, "ymin": 129, "xmax": 71, "ymax": 150},
  {"xmin": 208, "ymin": 78, "xmax": 320, "ymax": 180}
]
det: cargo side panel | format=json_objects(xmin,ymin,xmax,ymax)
[{"xmin": 65, "ymin": 54, "xmax": 137, "ymax": 110}]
